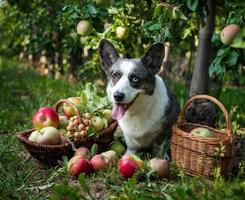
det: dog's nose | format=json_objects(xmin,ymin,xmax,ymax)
[{"xmin": 113, "ymin": 92, "xmax": 125, "ymax": 102}]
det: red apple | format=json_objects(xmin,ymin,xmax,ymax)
[
  {"xmin": 117, "ymin": 155, "xmax": 143, "ymax": 178},
  {"xmin": 220, "ymin": 24, "xmax": 241, "ymax": 45},
  {"xmin": 36, "ymin": 126, "xmax": 61, "ymax": 145},
  {"xmin": 74, "ymin": 147, "xmax": 91, "ymax": 159},
  {"xmin": 90, "ymin": 154, "xmax": 108, "ymax": 171},
  {"xmin": 63, "ymin": 97, "xmax": 81, "ymax": 118},
  {"xmin": 33, "ymin": 107, "xmax": 60, "ymax": 130},
  {"xmin": 67, "ymin": 155, "xmax": 92, "ymax": 176},
  {"xmin": 148, "ymin": 158, "xmax": 170, "ymax": 178}
]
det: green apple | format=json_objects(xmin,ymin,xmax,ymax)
[
  {"xmin": 76, "ymin": 20, "xmax": 92, "ymax": 36},
  {"xmin": 95, "ymin": 0, "xmax": 109, "ymax": 8},
  {"xmin": 116, "ymin": 26, "xmax": 129, "ymax": 39},
  {"xmin": 101, "ymin": 109, "xmax": 112, "ymax": 123},
  {"xmin": 191, "ymin": 127, "xmax": 212, "ymax": 137},
  {"xmin": 63, "ymin": 97, "xmax": 81, "ymax": 118},
  {"xmin": 91, "ymin": 116, "xmax": 104, "ymax": 132},
  {"xmin": 28, "ymin": 130, "xmax": 40, "ymax": 142},
  {"xmin": 102, "ymin": 118, "xmax": 108, "ymax": 129},
  {"xmin": 110, "ymin": 141, "xmax": 126, "ymax": 155}
]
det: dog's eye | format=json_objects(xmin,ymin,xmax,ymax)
[{"xmin": 132, "ymin": 76, "xmax": 139, "ymax": 83}]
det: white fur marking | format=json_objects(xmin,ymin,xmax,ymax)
[{"xmin": 119, "ymin": 75, "xmax": 169, "ymax": 150}]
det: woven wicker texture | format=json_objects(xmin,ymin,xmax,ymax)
[
  {"xmin": 16, "ymin": 99, "xmax": 118, "ymax": 165},
  {"xmin": 171, "ymin": 95, "xmax": 235, "ymax": 178}
]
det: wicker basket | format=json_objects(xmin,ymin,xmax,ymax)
[
  {"xmin": 16, "ymin": 99, "xmax": 118, "ymax": 165},
  {"xmin": 171, "ymin": 95, "xmax": 235, "ymax": 178}
]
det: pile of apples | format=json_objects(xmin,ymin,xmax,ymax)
[
  {"xmin": 28, "ymin": 96, "xmax": 112, "ymax": 145},
  {"xmin": 67, "ymin": 147, "xmax": 170, "ymax": 179}
]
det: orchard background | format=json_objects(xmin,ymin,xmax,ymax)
[{"xmin": 0, "ymin": 0, "xmax": 245, "ymax": 199}]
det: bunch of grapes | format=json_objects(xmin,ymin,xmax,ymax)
[{"xmin": 66, "ymin": 113, "xmax": 93, "ymax": 142}]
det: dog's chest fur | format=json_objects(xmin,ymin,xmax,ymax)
[{"xmin": 118, "ymin": 75, "xmax": 169, "ymax": 149}]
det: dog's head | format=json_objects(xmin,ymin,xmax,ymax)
[{"xmin": 99, "ymin": 39, "xmax": 164, "ymax": 120}]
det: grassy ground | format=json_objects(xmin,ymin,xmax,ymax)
[{"xmin": 0, "ymin": 59, "xmax": 244, "ymax": 200}]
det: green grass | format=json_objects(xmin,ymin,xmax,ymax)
[{"xmin": 0, "ymin": 58, "xmax": 244, "ymax": 200}]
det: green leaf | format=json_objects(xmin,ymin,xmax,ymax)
[
  {"xmin": 230, "ymin": 28, "xmax": 245, "ymax": 49},
  {"xmin": 84, "ymin": 5, "xmax": 98, "ymax": 15},
  {"xmin": 87, "ymin": 125, "xmax": 95, "ymax": 137},
  {"xmin": 186, "ymin": 0, "xmax": 198, "ymax": 11},
  {"xmin": 225, "ymin": 50, "xmax": 239, "ymax": 66},
  {"xmin": 78, "ymin": 173, "xmax": 90, "ymax": 193},
  {"xmin": 177, "ymin": 10, "xmax": 188, "ymax": 20},
  {"xmin": 90, "ymin": 143, "xmax": 98, "ymax": 155},
  {"xmin": 52, "ymin": 184, "xmax": 80, "ymax": 200},
  {"xmin": 153, "ymin": 5, "xmax": 163, "ymax": 18}
]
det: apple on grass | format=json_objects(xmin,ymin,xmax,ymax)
[
  {"xmin": 63, "ymin": 97, "xmax": 81, "ymax": 118},
  {"xmin": 90, "ymin": 154, "xmax": 109, "ymax": 171},
  {"xmin": 67, "ymin": 155, "xmax": 92, "ymax": 176},
  {"xmin": 101, "ymin": 150, "xmax": 116, "ymax": 163},
  {"xmin": 36, "ymin": 126, "xmax": 61, "ymax": 145},
  {"xmin": 117, "ymin": 155, "xmax": 144, "ymax": 178},
  {"xmin": 33, "ymin": 107, "xmax": 60, "ymax": 130},
  {"xmin": 74, "ymin": 147, "xmax": 91, "ymax": 159},
  {"xmin": 148, "ymin": 158, "xmax": 170, "ymax": 178},
  {"xmin": 110, "ymin": 141, "xmax": 126, "ymax": 155}
]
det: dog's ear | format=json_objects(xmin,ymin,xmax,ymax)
[
  {"xmin": 99, "ymin": 39, "xmax": 119, "ymax": 75},
  {"xmin": 141, "ymin": 43, "xmax": 164, "ymax": 74}
]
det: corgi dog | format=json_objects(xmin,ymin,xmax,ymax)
[{"xmin": 99, "ymin": 39, "xmax": 180, "ymax": 158}]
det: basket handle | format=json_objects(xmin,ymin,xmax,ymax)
[
  {"xmin": 177, "ymin": 95, "xmax": 232, "ymax": 137},
  {"xmin": 54, "ymin": 99, "xmax": 82, "ymax": 124}
]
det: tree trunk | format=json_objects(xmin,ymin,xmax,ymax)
[{"xmin": 189, "ymin": 0, "xmax": 216, "ymax": 96}]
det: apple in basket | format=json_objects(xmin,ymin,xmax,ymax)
[
  {"xmin": 117, "ymin": 155, "xmax": 144, "ymax": 178},
  {"xmin": 33, "ymin": 107, "xmax": 60, "ymax": 130},
  {"xmin": 101, "ymin": 109, "xmax": 113, "ymax": 123},
  {"xmin": 191, "ymin": 127, "xmax": 213, "ymax": 137},
  {"xmin": 63, "ymin": 97, "xmax": 81, "ymax": 118},
  {"xmin": 91, "ymin": 116, "xmax": 104, "ymax": 132},
  {"xmin": 148, "ymin": 158, "xmax": 170, "ymax": 178},
  {"xmin": 36, "ymin": 126, "xmax": 61, "ymax": 145},
  {"xmin": 28, "ymin": 130, "xmax": 40, "ymax": 143}
]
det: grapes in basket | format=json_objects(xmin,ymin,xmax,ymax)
[{"xmin": 28, "ymin": 83, "xmax": 113, "ymax": 145}]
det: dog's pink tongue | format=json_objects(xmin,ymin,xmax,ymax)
[{"xmin": 112, "ymin": 104, "xmax": 126, "ymax": 120}]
